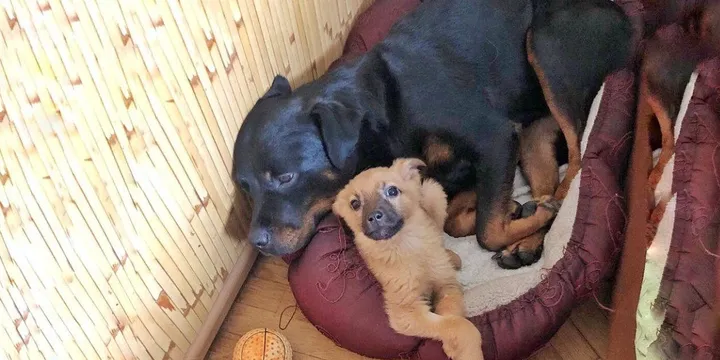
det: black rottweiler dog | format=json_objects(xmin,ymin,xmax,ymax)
[{"xmin": 232, "ymin": 0, "xmax": 633, "ymax": 268}]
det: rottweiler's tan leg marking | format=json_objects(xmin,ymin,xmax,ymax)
[
  {"xmin": 629, "ymin": 78, "xmax": 660, "ymax": 211},
  {"xmin": 520, "ymin": 116, "xmax": 560, "ymax": 198},
  {"xmin": 445, "ymin": 192, "xmax": 525, "ymax": 238},
  {"xmin": 527, "ymin": 33, "xmax": 581, "ymax": 201},
  {"xmin": 475, "ymin": 117, "xmax": 561, "ymax": 252},
  {"xmin": 445, "ymin": 191, "xmax": 477, "ymax": 237},
  {"xmin": 646, "ymin": 198, "xmax": 668, "ymax": 248},
  {"xmin": 443, "ymin": 118, "xmax": 559, "ymax": 251},
  {"xmin": 643, "ymin": 80, "xmax": 675, "ymax": 197},
  {"xmin": 492, "ymin": 116, "xmax": 561, "ymax": 268},
  {"xmin": 480, "ymin": 198, "xmax": 556, "ymax": 251},
  {"xmin": 446, "ymin": 193, "xmax": 555, "ymax": 251},
  {"xmin": 444, "ymin": 118, "xmax": 560, "ymax": 257}
]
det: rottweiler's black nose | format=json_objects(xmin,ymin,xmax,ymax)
[{"xmin": 250, "ymin": 229, "xmax": 270, "ymax": 249}]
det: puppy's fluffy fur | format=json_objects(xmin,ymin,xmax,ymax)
[{"xmin": 333, "ymin": 158, "xmax": 483, "ymax": 360}]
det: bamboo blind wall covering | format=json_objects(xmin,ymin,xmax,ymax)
[{"xmin": 0, "ymin": 0, "xmax": 372, "ymax": 359}]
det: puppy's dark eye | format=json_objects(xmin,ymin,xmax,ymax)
[
  {"xmin": 386, "ymin": 186, "xmax": 400, "ymax": 198},
  {"xmin": 350, "ymin": 199, "xmax": 361, "ymax": 211},
  {"xmin": 277, "ymin": 173, "xmax": 295, "ymax": 185}
]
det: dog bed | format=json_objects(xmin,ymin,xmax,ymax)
[{"xmin": 283, "ymin": 1, "xmax": 638, "ymax": 359}]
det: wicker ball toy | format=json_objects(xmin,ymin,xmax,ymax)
[{"xmin": 233, "ymin": 328, "xmax": 293, "ymax": 360}]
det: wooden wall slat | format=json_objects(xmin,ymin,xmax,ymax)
[{"xmin": 0, "ymin": 0, "xmax": 373, "ymax": 358}]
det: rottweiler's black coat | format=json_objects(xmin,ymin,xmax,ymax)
[{"xmin": 232, "ymin": 0, "xmax": 633, "ymax": 268}]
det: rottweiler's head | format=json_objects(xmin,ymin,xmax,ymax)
[
  {"xmin": 232, "ymin": 75, "xmax": 364, "ymax": 255},
  {"xmin": 333, "ymin": 158, "xmax": 427, "ymax": 241}
]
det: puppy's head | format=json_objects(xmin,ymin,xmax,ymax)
[{"xmin": 333, "ymin": 158, "xmax": 427, "ymax": 241}]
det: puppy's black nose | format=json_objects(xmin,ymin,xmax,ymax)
[
  {"xmin": 367, "ymin": 210, "xmax": 384, "ymax": 222},
  {"xmin": 250, "ymin": 230, "xmax": 271, "ymax": 249},
  {"xmin": 363, "ymin": 206, "xmax": 403, "ymax": 241}
]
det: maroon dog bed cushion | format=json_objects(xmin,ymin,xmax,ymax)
[{"xmin": 285, "ymin": 1, "xmax": 638, "ymax": 359}]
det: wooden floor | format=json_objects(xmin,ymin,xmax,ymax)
[{"xmin": 207, "ymin": 256, "xmax": 612, "ymax": 360}]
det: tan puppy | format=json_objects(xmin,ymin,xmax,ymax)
[{"xmin": 333, "ymin": 158, "xmax": 484, "ymax": 360}]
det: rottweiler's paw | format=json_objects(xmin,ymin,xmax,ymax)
[
  {"xmin": 536, "ymin": 195, "xmax": 562, "ymax": 214},
  {"xmin": 493, "ymin": 239, "xmax": 544, "ymax": 270},
  {"xmin": 520, "ymin": 196, "xmax": 561, "ymax": 220},
  {"xmin": 520, "ymin": 201, "xmax": 538, "ymax": 219}
]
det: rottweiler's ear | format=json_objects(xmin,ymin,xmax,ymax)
[
  {"xmin": 312, "ymin": 101, "xmax": 362, "ymax": 171},
  {"xmin": 393, "ymin": 158, "xmax": 427, "ymax": 181},
  {"xmin": 261, "ymin": 75, "xmax": 291, "ymax": 100}
]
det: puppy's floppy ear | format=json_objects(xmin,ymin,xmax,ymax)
[
  {"xmin": 393, "ymin": 158, "xmax": 427, "ymax": 181},
  {"xmin": 312, "ymin": 101, "xmax": 362, "ymax": 171},
  {"xmin": 260, "ymin": 75, "xmax": 291, "ymax": 100}
]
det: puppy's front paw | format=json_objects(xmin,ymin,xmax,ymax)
[{"xmin": 441, "ymin": 317, "xmax": 483, "ymax": 360}]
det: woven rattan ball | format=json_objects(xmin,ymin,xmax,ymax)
[{"xmin": 233, "ymin": 328, "xmax": 292, "ymax": 360}]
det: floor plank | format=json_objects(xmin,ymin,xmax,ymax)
[
  {"xmin": 570, "ymin": 300, "xmax": 611, "ymax": 357},
  {"xmin": 234, "ymin": 276, "xmax": 287, "ymax": 313},
  {"xmin": 292, "ymin": 353, "xmax": 328, "ymax": 360},
  {"xmin": 251, "ymin": 256, "xmax": 290, "ymax": 285},
  {"xmin": 550, "ymin": 321, "xmax": 600, "ymax": 360},
  {"xmin": 207, "ymin": 331, "xmax": 241, "ymax": 359},
  {"xmin": 528, "ymin": 345, "xmax": 564, "ymax": 360},
  {"xmin": 208, "ymin": 256, "xmax": 610, "ymax": 360}
]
